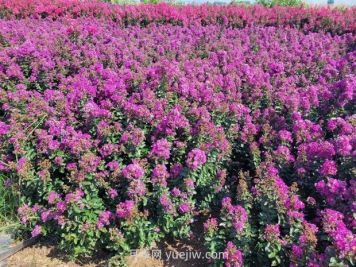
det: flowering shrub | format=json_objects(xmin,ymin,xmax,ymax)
[
  {"xmin": 0, "ymin": 0, "xmax": 356, "ymax": 34},
  {"xmin": 0, "ymin": 3, "xmax": 356, "ymax": 266}
]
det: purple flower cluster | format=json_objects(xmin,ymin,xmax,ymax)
[
  {"xmin": 116, "ymin": 200, "xmax": 135, "ymax": 219},
  {"xmin": 151, "ymin": 164, "xmax": 169, "ymax": 187},
  {"xmin": 263, "ymin": 224, "xmax": 281, "ymax": 242},
  {"xmin": 159, "ymin": 192, "xmax": 175, "ymax": 214},
  {"xmin": 122, "ymin": 162, "xmax": 145, "ymax": 180},
  {"xmin": 47, "ymin": 191, "xmax": 61, "ymax": 204},
  {"xmin": 0, "ymin": 122, "xmax": 9, "ymax": 135},
  {"xmin": 178, "ymin": 202, "xmax": 191, "ymax": 213},
  {"xmin": 186, "ymin": 148, "xmax": 207, "ymax": 170},
  {"xmin": 222, "ymin": 197, "xmax": 248, "ymax": 233},
  {"xmin": 223, "ymin": 241, "xmax": 243, "ymax": 267},
  {"xmin": 97, "ymin": 211, "xmax": 112, "ymax": 229},
  {"xmin": 31, "ymin": 225, "xmax": 42, "ymax": 237},
  {"xmin": 203, "ymin": 218, "xmax": 218, "ymax": 234},
  {"xmin": 150, "ymin": 139, "xmax": 171, "ymax": 160},
  {"xmin": 107, "ymin": 188, "xmax": 118, "ymax": 199},
  {"xmin": 321, "ymin": 209, "xmax": 356, "ymax": 259},
  {"xmin": 318, "ymin": 160, "xmax": 338, "ymax": 177},
  {"xmin": 128, "ymin": 180, "xmax": 146, "ymax": 199},
  {"xmin": 315, "ymin": 178, "xmax": 347, "ymax": 206}
]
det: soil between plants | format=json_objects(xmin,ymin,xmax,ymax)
[{"xmin": 7, "ymin": 214, "xmax": 211, "ymax": 267}]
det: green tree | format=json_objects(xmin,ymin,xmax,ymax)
[{"xmin": 256, "ymin": 0, "xmax": 303, "ymax": 6}]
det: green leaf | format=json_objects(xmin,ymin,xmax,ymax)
[{"xmin": 268, "ymin": 251, "xmax": 276, "ymax": 258}]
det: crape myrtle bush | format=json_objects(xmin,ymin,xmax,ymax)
[
  {"xmin": 0, "ymin": 0, "xmax": 356, "ymax": 34},
  {"xmin": 0, "ymin": 14, "xmax": 356, "ymax": 267}
]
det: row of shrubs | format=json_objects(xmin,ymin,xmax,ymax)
[
  {"xmin": 0, "ymin": 13, "xmax": 356, "ymax": 266},
  {"xmin": 0, "ymin": 0, "xmax": 355, "ymax": 34}
]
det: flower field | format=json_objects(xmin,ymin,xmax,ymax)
[{"xmin": 0, "ymin": 1, "xmax": 356, "ymax": 266}]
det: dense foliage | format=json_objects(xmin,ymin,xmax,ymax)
[
  {"xmin": 0, "ymin": 1, "xmax": 356, "ymax": 267},
  {"xmin": 255, "ymin": 0, "xmax": 303, "ymax": 8}
]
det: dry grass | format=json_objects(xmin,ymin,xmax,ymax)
[
  {"xmin": 7, "ymin": 245, "xmax": 105, "ymax": 267},
  {"xmin": 7, "ymin": 237, "xmax": 106, "ymax": 267},
  {"xmin": 7, "ymin": 245, "xmax": 166, "ymax": 267},
  {"xmin": 8, "ymin": 245, "xmax": 84, "ymax": 267}
]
